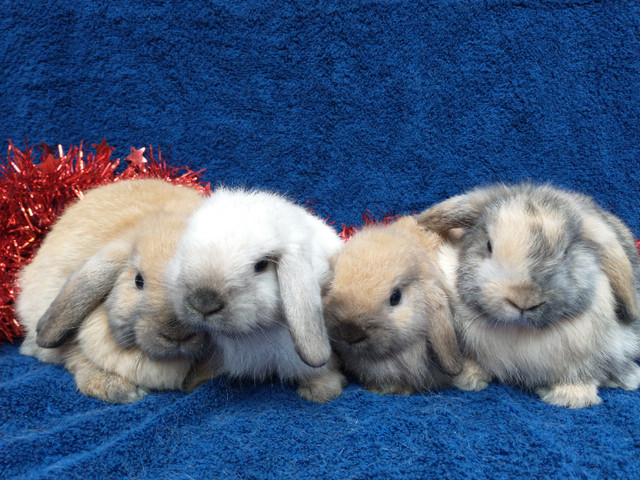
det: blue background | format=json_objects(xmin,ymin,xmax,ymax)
[{"xmin": 1, "ymin": 1, "xmax": 640, "ymax": 478}]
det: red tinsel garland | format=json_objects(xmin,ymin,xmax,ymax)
[
  {"xmin": 338, "ymin": 209, "xmax": 402, "ymax": 241},
  {"xmin": 0, "ymin": 140, "xmax": 209, "ymax": 343}
]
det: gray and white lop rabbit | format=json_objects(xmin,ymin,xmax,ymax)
[{"xmin": 418, "ymin": 183, "xmax": 640, "ymax": 408}]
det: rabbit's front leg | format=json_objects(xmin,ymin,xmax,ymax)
[
  {"xmin": 66, "ymin": 351, "xmax": 148, "ymax": 403},
  {"xmin": 297, "ymin": 356, "xmax": 347, "ymax": 403},
  {"xmin": 536, "ymin": 383, "xmax": 601, "ymax": 409}
]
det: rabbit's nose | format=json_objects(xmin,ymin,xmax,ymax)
[
  {"xmin": 340, "ymin": 323, "xmax": 368, "ymax": 345},
  {"xmin": 160, "ymin": 331, "xmax": 196, "ymax": 343},
  {"xmin": 505, "ymin": 283, "xmax": 544, "ymax": 315},
  {"xmin": 506, "ymin": 298, "xmax": 545, "ymax": 314},
  {"xmin": 187, "ymin": 288, "xmax": 225, "ymax": 317},
  {"xmin": 504, "ymin": 288, "xmax": 545, "ymax": 315}
]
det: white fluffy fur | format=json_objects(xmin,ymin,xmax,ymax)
[
  {"xmin": 215, "ymin": 325, "xmax": 331, "ymax": 382},
  {"xmin": 168, "ymin": 187, "xmax": 346, "ymax": 402}
]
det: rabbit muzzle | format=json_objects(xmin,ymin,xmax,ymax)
[
  {"xmin": 186, "ymin": 288, "xmax": 226, "ymax": 318},
  {"xmin": 179, "ymin": 287, "xmax": 242, "ymax": 334},
  {"xmin": 137, "ymin": 317, "xmax": 212, "ymax": 361},
  {"xmin": 337, "ymin": 322, "xmax": 369, "ymax": 346}
]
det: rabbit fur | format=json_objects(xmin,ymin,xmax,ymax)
[
  {"xmin": 418, "ymin": 182, "xmax": 640, "ymax": 408},
  {"xmin": 323, "ymin": 216, "xmax": 462, "ymax": 395},
  {"xmin": 167, "ymin": 187, "xmax": 347, "ymax": 403},
  {"xmin": 18, "ymin": 179, "xmax": 212, "ymax": 403}
]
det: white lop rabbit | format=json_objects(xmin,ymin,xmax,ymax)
[
  {"xmin": 418, "ymin": 182, "xmax": 640, "ymax": 408},
  {"xmin": 18, "ymin": 179, "xmax": 213, "ymax": 403},
  {"xmin": 167, "ymin": 187, "xmax": 347, "ymax": 402}
]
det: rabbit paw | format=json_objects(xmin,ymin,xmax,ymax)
[
  {"xmin": 75, "ymin": 368, "xmax": 148, "ymax": 403},
  {"xmin": 536, "ymin": 383, "xmax": 601, "ymax": 409},
  {"xmin": 297, "ymin": 369, "xmax": 348, "ymax": 403},
  {"xmin": 452, "ymin": 359, "xmax": 492, "ymax": 391}
]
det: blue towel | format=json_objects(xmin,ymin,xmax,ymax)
[{"xmin": 1, "ymin": 1, "xmax": 640, "ymax": 478}]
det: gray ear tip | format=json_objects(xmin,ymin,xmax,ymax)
[
  {"xmin": 445, "ymin": 359, "xmax": 463, "ymax": 377},
  {"xmin": 35, "ymin": 332, "xmax": 64, "ymax": 349},
  {"xmin": 297, "ymin": 343, "xmax": 332, "ymax": 368},
  {"xmin": 35, "ymin": 315, "xmax": 72, "ymax": 348}
]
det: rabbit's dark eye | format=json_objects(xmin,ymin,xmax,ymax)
[
  {"xmin": 135, "ymin": 273, "xmax": 144, "ymax": 290},
  {"xmin": 389, "ymin": 288, "xmax": 402, "ymax": 307},
  {"xmin": 254, "ymin": 259, "xmax": 269, "ymax": 273},
  {"xmin": 487, "ymin": 240, "xmax": 493, "ymax": 255}
]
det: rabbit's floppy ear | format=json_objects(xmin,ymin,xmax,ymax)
[
  {"xmin": 417, "ymin": 185, "xmax": 508, "ymax": 234},
  {"xmin": 36, "ymin": 240, "xmax": 132, "ymax": 348},
  {"xmin": 581, "ymin": 214, "xmax": 640, "ymax": 324},
  {"xmin": 424, "ymin": 285, "xmax": 462, "ymax": 376},
  {"xmin": 277, "ymin": 249, "xmax": 332, "ymax": 368}
]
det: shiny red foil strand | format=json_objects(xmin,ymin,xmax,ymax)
[
  {"xmin": 0, "ymin": 140, "xmax": 209, "ymax": 343},
  {"xmin": 339, "ymin": 210, "xmax": 402, "ymax": 242}
]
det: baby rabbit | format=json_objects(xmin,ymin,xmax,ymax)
[
  {"xmin": 18, "ymin": 179, "xmax": 212, "ymax": 403},
  {"xmin": 323, "ymin": 216, "xmax": 462, "ymax": 395},
  {"xmin": 167, "ymin": 187, "xmax": 347, "ymax": 403},
  {"xmin": 418, "ymin": 183, "xmax": 640, "ymax": 408}
]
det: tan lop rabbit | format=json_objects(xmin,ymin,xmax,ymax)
[
  {"xmin": 18, "ymin": 179, "xmax": 212, "ymax": 403},
  {"xmin": 418, "ymin": 182, "xmax": 640, "ymax": 408},
  {"xmin": 323, "ymin": 216, "xmax": 462, "ymax": 395}
]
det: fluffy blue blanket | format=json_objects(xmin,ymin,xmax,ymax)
[{"xmin": 2, "ymin": 1, "xmax": 640, "ymax": 478}]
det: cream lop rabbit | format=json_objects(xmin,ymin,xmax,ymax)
[{"xmin": 18, "ymin": 179, "xmax": 212, "ymax": 403}]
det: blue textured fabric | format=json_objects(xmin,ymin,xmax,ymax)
[{"xmin": 1, "ymin": 1, "xmax": 640, "ymax": 478}]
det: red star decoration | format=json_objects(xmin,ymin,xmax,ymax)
[
  {"xmin": 38, "ymin": 154, "xmax": 59, "ymax": 175},
  {"xmin": 39, "ymin": 141, "xmax": 57, "ymax": 157},
  {"xmin": 91, "ymin": 138, "xmax": 115, "ymax": 159},
  {"xmin": 126, "ymin": 147, "xmax": 147, "ymax": 170}
]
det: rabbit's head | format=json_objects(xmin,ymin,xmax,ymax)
[
  {"xmin": 418, "ymin": 183, "xmax": 640, "ymax": 328},
  {"xmin": 35, "ymin": 183, "xmax": 211, "ymax": 362},
  {"xmin": 167, "ymin": 188, "xmax": 343, "ymax": 368},
  {"xmin": 323, "ymin": 216, "xmax": 461, "ymax": 375}
]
